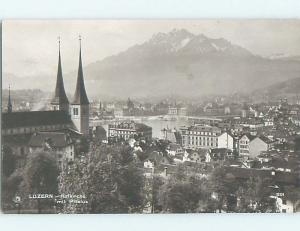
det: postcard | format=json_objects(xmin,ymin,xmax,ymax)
[{"xmin": 1, "ymin": 20, "xmax": 300, "ymax": 214}]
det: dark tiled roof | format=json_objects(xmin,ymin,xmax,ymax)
[
  {"xmin": 258, "ymin": 135, "xmax": 274, "ymax": 144},
  {"xmin": 28, "ymin": 131, "xmax": 74, "ymax": 148},
  {"xmin": 210, "ymin": 148, "xmax": 231, "ymax": 155},
  {"xmin": 239, "ymin": 133, "xmax": 256, "ymax": 141},
  {"xmin": 181, "ymin": 125, "xmax": 221, "ymax": 133},
  {"xmin": 2, "ymin": 111, "xmax": 72, "ymax": 129},
  {"xmin": 2, "ymin": 134, "xmax": 32, "ymax": 145},
  {"xmin": 135, "ymin": 123, "xmax": 152, "ymax": 131},
  {"xmin": 169, "ymin": 143, "xmax": 181, "ymax": 151}
]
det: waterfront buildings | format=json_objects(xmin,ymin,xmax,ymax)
[
  {"xmin": 168, "ymin": 106, "xmax": 187, "ymax": 116},
  {"xmin": 108, "ymin": 121, "xmax": 152, "ymax": 141}
]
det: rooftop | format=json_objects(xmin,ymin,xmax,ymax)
[
  {"xmin": 28, "ymin": 131, "xmax": 74, "ymax": 148},
  {"xmin": 2, "ymin": 111, "xmax": 72, "ymax": 129}
]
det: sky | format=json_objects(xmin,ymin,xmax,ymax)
[{"xmin": 3, "ymin": 19, "xmax": 300, "ymax": 89}]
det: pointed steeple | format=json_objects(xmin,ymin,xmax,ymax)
[
  {"xmin": 72, "ymin": 36, "xmax": 89, "ymax": 105},
  {"xmin": 51, "ymin": 37, "xmax": 69, "ymax": 107},
  {"xmin": 7, "ymin": 85, "xmax": 12, "ymax": 113}
]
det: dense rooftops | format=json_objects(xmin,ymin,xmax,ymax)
[{"xmin": 108, "ymin": 121, "xmax": 152, "ymax": 131}]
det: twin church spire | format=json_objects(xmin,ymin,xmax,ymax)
[
  {"xmin": 6, "ymin": 36, "xmax": 90, "ymax": 136},
  {"xmin": 51, "ymin": 36, "xmax": 89, "ymax": 111},
  {"xmin": 51, "ymin": 36, "xmax": 90, "ymax": 135}
]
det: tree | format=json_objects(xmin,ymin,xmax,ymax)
[
  {"xmin": 75, "ymin": 136, "xmax": 89, "ymax": 157},
  {"xmin": 236, "ymin": 177, "xmax": 276, "ymax": 212},
  {"xmin": 294, "ymin": 136, "xmax": 300, "ymax": 152},
  {"xmin": 59, "ymin": 144, "xmax": 145, "ymax": 213},
  {"xmin": 2, "ymin": 145, "xmax": 16, "ymax": 177},
  {"xmin": 155, "ymin": 165, "xmax": 210, "ymax": 213},
  {"xmin": 282, "ymin": 185, "xmax": 300, "ymax": 211},
  {"xmin": 1, "ymin": 169, "xmax": 23, "ymax": 212},
  {"xmin": 208, "ymin": 167, "xmax": 238, "ymax": 212},
  {"xmin": 23, "ymin": 152, "xmax": 59, "ymax": 213}
]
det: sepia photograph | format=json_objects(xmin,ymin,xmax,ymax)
[{"xmin": 1, "ymin": 19, "xmax": 300, "ymax": 214}]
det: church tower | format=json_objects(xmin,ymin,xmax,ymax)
[
  {"xmin": 51, "ymin": 37, "xmax": 69, "ymax": 112},
  {"xmin": 7, "ymin": 85, "xmax": 12, "ymax": 113},
  {"xmin": 70, "ymin": 36, "xmax": 90, "ymax": 136}
]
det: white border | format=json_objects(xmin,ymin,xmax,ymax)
[{"xmin": 1, "ymin": 0, "xmax": 300, "ymax": 230}]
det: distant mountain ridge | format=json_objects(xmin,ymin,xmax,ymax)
[
  {"xmin": 254, "ymin": 77, "xmax": 300, "ymax": 97},
  {"xmin": 5, "ymin": 29, "xmax": 300, "ymax": 99}
]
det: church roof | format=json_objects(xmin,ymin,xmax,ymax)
[
  {"xmin": 72, "ymin": 42, "xmax": 89, "ymax": 105},
  {"xmin": 51, "ymin": 44, "xmax": 69, "ymax": 105},
  {"xmin": 2, "ymin": 111, "xmax": 72, "ymax": 129},
  {"xmin": 29, "ymin": 131, "xmax": 74, "ymax": 148}
]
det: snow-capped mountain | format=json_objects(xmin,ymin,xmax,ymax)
[{"xmin": 115, "ymin": 28, "xmax": 252, "ymax": 58}]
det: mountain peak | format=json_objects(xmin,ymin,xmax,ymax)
[
  {"xmin": 169, "ymin": 28, "xmax": 194, "ymax": 37},
  {"xmin": 149, "ymin": 28, "xmax": 195, "ymax": 44},
  {"xmin": 145, "ymin": 29, "xmax": 251, "ymax": 56}
]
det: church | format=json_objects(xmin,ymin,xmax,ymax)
[{"xmin": 2, "ymin": 38, "xmax": 90, "ymax": 165}]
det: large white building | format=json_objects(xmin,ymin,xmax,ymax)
[{"xmin": 180, "ymin": 125, "xmax": 221, "ymax": 149}]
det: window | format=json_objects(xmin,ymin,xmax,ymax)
[
  {"xmin": 73, "ymin": 108, "xmax": 79, "ymax": 115},
  {"xmin": 282, "ymin": 199, "xmax": 287, "ymax": 205}
]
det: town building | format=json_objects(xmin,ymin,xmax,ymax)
[
  {"xmin": 249, "ymin": 136, "xmax": 274, "ymax": 159},
  {"xmin": 217, "ymin": 132, "xmax": 234, "ymax": 151},
  {"xmin": 166, "ymin": 143, "xmax": 185, "ymax": 156},
  {"xmin": 274, "ymin": 197, "xmax": 295, "ymax": 213},
  {"xmin": 238, "ymin": 134, "xmax": 255, "ymax": 158},
  {"xmin": 114, "ymin": 108, "xmax": 124, "ymax": 118},
  {"xmin": 161, "ymin": 128, "xmax": 182, "ymax": 144},
  {"xmin": 238, "ymin": 134, "xmax": 274, "ymax": 159},
  {"xmin": 28, "ymin": 131, "xmax": 75, "ymax": 168},
  {"xmin": 264, "ymin": 117, "xmax": 274, "ymax": 127},
  {"xmin": 239, "ymin": 118, "xmax": 264, "ymax": 130},
  {"xmin": 108, "ymin": 121, "xmax": 152, "ymax": 141},
  {"xmin": 168, "ymin": 106, "xmax": 187, "ymax": 116},
  {"xmin": 180, "ymin": 125, "xmax": 221, "ymax": 149}
]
